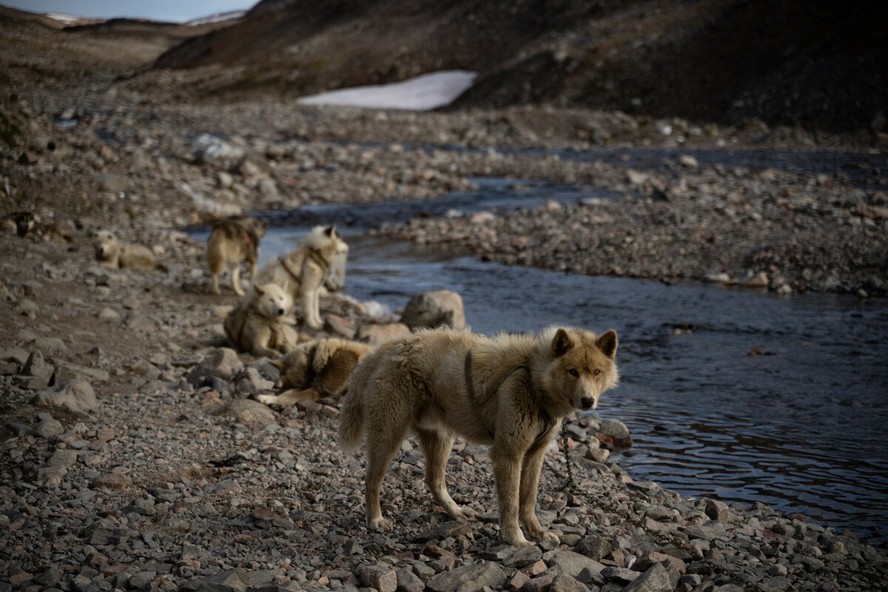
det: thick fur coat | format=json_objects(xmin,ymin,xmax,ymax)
[{"xmin": 339, "ymin": 325, "xmax": 619, "ymax": 546}]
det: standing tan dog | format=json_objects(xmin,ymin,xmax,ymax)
[
  {"xmin": 257, "ymin": 338, "xmax": 374, "ymax": 406},
  {"xmin": 253, "ymin": 225, "xmax": 348, "ymax": 329},
  {"xmin": 207, "ymin": 215, "xmax": 268, "ymax": 296},
  {"xmin": 92, "ymin": 230, "xmax": 156, "ymax": 270},
  {"xmin": 339, "ymin": 326, "xmax": 619, "ymax": 547},
  {"xmin": 223, "ymin": 283, "xmax": 298, "ymax": 357}
]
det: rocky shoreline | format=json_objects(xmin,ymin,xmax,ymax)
[
  {"xmin": 2, "ymin": 225, "xmax": 888, "ymax": 592},
  {"xmin": 3, "ymin": 54, "xmax": 888, "ymax": 592}
]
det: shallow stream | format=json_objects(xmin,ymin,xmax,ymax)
[{"xmin": 247, "ymin": 151, "xmax": 888, "ymax": 545}]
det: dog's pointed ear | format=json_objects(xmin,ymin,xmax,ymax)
[
  {"xmin": 254, "ymin": 284, "xmax": 265, "ymax": 296},
  {"xmin": 325, "ymin": 225, "xmax": 337, "ymax": 237},
  {"xmin": 552, "ymin": 328, "xmax": 573, "ymax": 357},
  {"xmin": 596, "ymin": 330, "xmax": 618, "ymax": 358}
]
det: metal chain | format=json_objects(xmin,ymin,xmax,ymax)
[{"xmin": 561, "ymin": 420, "xmax": 581, "ymax": 494}]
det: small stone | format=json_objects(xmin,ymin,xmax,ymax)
[
  {"xmin": 34, "ymin": 414, "xmax": 64, "ymax": 438},
  {"xmin": 359, "ymin": 565, "xmax": 397, "ymax": 592}
]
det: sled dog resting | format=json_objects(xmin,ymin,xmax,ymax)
[
  {"xmin": 206, "ymin": 215, "xmax": 268, "ymax": 296},
  {"xmin": 339, "ymin": 325, "xmax": 619, "ymax": 547},
  {"xmin": 93, "ymin": 230, "xmax": 155, "ymax": 270},
  {"xmin": 258, "ymin": 338, "xmax": 375, "ymax": 406},
  {"xmin": 253, "ymin": 225, "xmax": 349, "ymax": 329},
  {"xmin": 223, "ymin": 283, "xmax": 298, "ymax": 358}
]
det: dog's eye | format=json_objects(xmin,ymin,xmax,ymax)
[
  {"xmin": 568, "ymin": 369, "xmax": 579, "ymax": 378},
  {"xmin": 593, "ymin": 369, "xmax": 601, "ymax": 376}
]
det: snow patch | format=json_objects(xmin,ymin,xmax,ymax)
[
  {"xmin": 298, "ymin": 70, "xmax": 476, "ymax": 111},
  {"xmin": 45, "ymin": 13, "xmax": 88, "ymax": 25}
]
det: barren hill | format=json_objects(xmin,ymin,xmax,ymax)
[{"xmin": 151, "ymin": 0, "xmax": 888, "ymax": 133}]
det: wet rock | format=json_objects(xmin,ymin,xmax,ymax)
[
  {"xmin": 704, "ymin": 498, "xmax": 732, "ymax": 522},
  {"xmin": 595, "ymin": 418, "xmax": 633, "ymax": 449},
  {"xmin": 400, "ymin": 290, "xmax": 466, "ymax": 330},
  {"xmin": 744, "ymin": 271, "xmax": 769, "ymax": 288}
]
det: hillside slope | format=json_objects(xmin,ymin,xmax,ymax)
[{"xmin": 152, "ymin": 0, "xmax": 888, "ymax": 132}]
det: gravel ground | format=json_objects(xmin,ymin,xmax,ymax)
[{"xmin": 2, "ymin": 51, "xmax": 888, "ymax": 592}]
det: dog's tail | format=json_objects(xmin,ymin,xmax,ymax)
[{"xmin": 338, "ymin": 346, "xmax": 383, "ymax": 452}]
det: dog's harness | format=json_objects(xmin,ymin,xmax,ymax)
[
  {"xmin": 463, "ymin": 351, "xmax": 555, "ymax": 447},
  {"xmin": 278, "ymin": 256, "xmax": 301, "ymax": 283},
  {"xmin": 278, "ymin": 249, "xmax": 329, "ymax": 283}
]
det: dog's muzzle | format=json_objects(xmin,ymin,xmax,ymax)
[{"xmin": 578, "ymin": 395, "xmax": 598, "ymax": 410}]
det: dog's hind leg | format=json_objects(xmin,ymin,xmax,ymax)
[
  {"xmin": 417, "ymin": 427, "xmax": 477, "ymax": 521},
  {"xmin": 364, "ymin": 399, "xmax": 412, "ymax": 531},
  {"xmin": 231, "ymin": 265, "xmax": 244, "ymax": 296}
]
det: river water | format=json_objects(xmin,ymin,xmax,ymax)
[{"xmin": 244, "ymin": 155, "xmax": 888, "ymax": 546}]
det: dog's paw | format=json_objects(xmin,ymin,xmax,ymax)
[
  {"xmin": 538, "ymin": 530, "xmax": 560, "ymax": 543},
  {"xmin": 525, "ymin": 526, "xmax": 560, "ymax": 544},
  {"xmin": 456, "ymin": 507, "xmax": 477, "ymax": 521},
  {"xmin": 256, "ymin": 394, "xmax": 277, "ymax": 405},
  {"xmin": 368, "ymin": 517, "xmax": 394, "ymax": 531},
  {"xmin": 501, "ymin": 529, "xmax": 532, "ymax": 548}
]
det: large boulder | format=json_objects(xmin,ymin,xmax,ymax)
[{"xmin": 400, "ymin": 290, "xmax": 465, "ymax": 330}]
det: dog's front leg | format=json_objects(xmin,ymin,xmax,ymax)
[
  {"xmin": 519, "ymin": 435, "xmax": 560, "ymax": 543},
  {"xmin": 491, "ymin": 444, "xmax": 531, "ymax": 547},
  {"xmin": 300, "ymin": 264, "xmax": 325, "ymax": 328}
]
